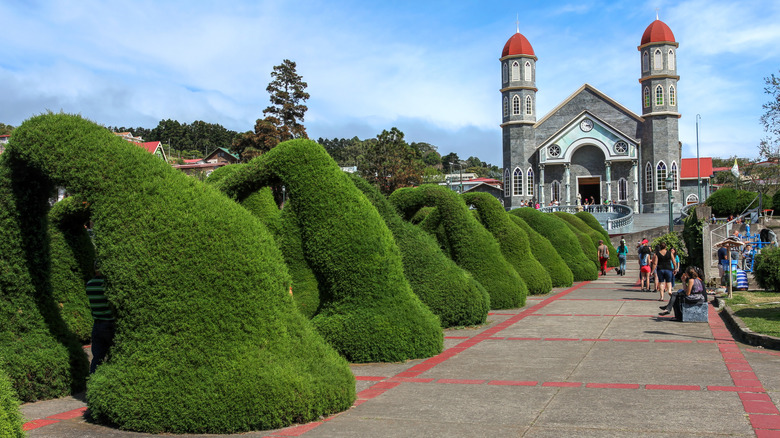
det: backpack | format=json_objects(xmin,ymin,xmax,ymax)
[{"xmin": 640, "ymin": 253, "xmax": 649, "ymax": 267}]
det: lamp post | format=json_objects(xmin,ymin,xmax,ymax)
[
  {"xmin": 458, "ymin": 161, "xmax": 463, "ymax": 194},
  {"xmin": 696, "ymin": 114, "xmax": 701, "ymax": 202},
  {"xmin": 448, "ymin": 162, "xmax": 453, "ymax": 191},
  {"xmin": 666, "ymin": 174, "xmax": 674, "ymax": 232}
]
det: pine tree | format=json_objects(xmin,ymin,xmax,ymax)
[{"xmin": 264, "ymin": 59, "xmax": 310, "ymax": 140}]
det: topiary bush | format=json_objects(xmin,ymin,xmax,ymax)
[
  {"xmin": 507, "ymin": 215, "xmax": 573, "ymax": 287},
  {"xmin": 6, "ymin": 114, "xmax": 355, "ymax": 433},
  {"xmin": 508, "ymin": 208, "xmax": 598, "ymax": 281},
  {"xmin": 650, "ymin": 232, "xmax": 688, "ymax": 270},
  {"xmin": 572, "ymin": 211, "xmax": 618, "ymax": 267},
  {"xmin": 0, "ymin": 153, "xmax": 88, "ymax": 403},
  {"xmin": 463, "ymin": 192, "xmax": 552, "ymax": 295},
  {"xmin": 390, "ymin": 185, "xmax": 527, "ymax": 309},
  {"xmin": 48, "ymin": 196, "xmax": 95, "ymax": 343},
  {"xmin": 216, "ymin": 139, "xmax": 443, "ymax": 363},
  {"xmin": 706, "ymin": 187, "xmax": 762, "ymax": 216},
  {"xmin": 0, "ymin": 368, "xmax": 24, "ymax": 438},
  {"xmin": 754, "ymin": 247, "xmax": 780, "ymax": 292},
  {"xmin": 556, "ymin": 217, "xmax": 599, "ymax": 269},
  {"xmin": 682, "ymin": 209, "xmax": 704, "ymax": 273},
  {"xmin": 349, "ymin": 174, "xmax": 489, "ymax": 327}
]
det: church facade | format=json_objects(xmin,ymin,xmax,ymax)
[{"xmin": 501, "ymin": 19, "xmax": 683, "ymax": 213}]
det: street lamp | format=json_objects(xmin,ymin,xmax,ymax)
[
  {"xmin": 448, "ymin": 162, "xmax": 453, "ymax": 191},
  {"xmin": 696, "ymin": 114, "xmax": 701, "ymax": 202},
  {"xmin": 458, "ymin": 161, "xmax": 463, "ymax": 194},
  {"xmin": 666, "ymin": 174, "xmax": 674, "ymax": 232}
]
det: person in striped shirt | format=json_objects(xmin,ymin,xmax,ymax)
[{"xmin": 86, "ymin": 264, "xmax": 115, "ymax": 374}]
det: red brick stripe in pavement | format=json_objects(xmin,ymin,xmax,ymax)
[{"xmin": 707, "ymin": 304, "xmax": 780, "ymax": 435}]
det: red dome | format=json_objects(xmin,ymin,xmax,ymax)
[
  {"xmin": 502, "ymin": 32, "xmax": 535, "ymax": 57},
  {"xmin": 640, "ymin": 19, "xmax": 676, "ymax": 45}
]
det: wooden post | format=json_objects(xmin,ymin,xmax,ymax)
[{"xmin": 727, "ymin": 248, "xmax": 733, "ymax": 299}]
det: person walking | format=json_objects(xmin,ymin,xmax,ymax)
[
  {"xmin": 597, "ymin": 240, "xmax": 609, "ymax": 276},
  {"xmin": 617, "ymin": 239, "xmax": 629, "ymax": 276},
  {"xmin": 651, "ymin": 242, "xmax": 676, "ymax": 301},
  {"xmin": 639, "ymin": 242, "xmax": 652, "ymax": 291},
  {"xmin": 86, "ymin": 263, "xmax": 116, "ymax": 374}
]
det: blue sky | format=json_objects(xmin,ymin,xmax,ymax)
[{"xmin": 2, "ymin": 0, "xmax": 779, "ymax": 166}]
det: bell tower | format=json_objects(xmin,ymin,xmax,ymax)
[
  {"xmin": 501, "ymin": 28, "xmax": 537, "ymax": 208},
  {"xmin": 638, "ymin": 17, "xmax": 680, "ymax": 213}
]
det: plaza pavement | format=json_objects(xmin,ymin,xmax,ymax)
[{"xmin": 21, "ymin": 266, "xmax": 780, "ymax": 437}]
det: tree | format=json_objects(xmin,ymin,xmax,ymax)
[
  {"xmin": 0, "ymin": 123, "xmax": 15, "ymax": 135},
  {"xmin": 760, "ymin": 71, "xmax": 780, "ymax": 160},
  {"xmin": 440, "ymin": 152, "xmax": 460, "ymax": 169},
  {"xmin": 264, "ymin": 59, "xmax": 310, "ymax": 140},
  {"xmin": 359, "ymin": 127, "xmax": 423, "ymax": 195}
]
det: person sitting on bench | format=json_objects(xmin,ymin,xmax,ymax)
[{"xmin": 658, "ymin": 266, "xmax": 705, "ymax": 320}]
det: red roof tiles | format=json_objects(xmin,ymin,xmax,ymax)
[
  {"xmin": 680, "ymin": 158, "xmax": 713, "ymax": 179},
  {"xmin": 641, "ymin": 20, "xmax": 676, "ymax": 45},
  {"xmin": 502, "ymin": 32, "xmax": 535, "ymax": 57}
]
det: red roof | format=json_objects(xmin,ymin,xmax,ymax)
[
  {"xmin": 502, "ymin": 32, "xmax": 535, "ymax": 57},
  {"xmin": 0, "ymin": 134, "xmax": 9, "ymax": 138},
  {"xmin": 469, "ymin": 177, "xmax": 501, "ymax": 184},
  {"xmin": 712, "ymin": 166, "xmax": 730, "ymax": 172},
  {"xmin": 133, "ymin": 141, "xmax": 162, "ymax": 154},
  {"xmin": 640, "ymin": 19, "xmax": 676, "ymax": 45},
  {"xmin": 680, "ymin": 158, "xmax": 713, "ymax": 179}
]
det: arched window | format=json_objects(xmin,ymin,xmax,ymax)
[
  {"xmin": 645, "ymin": 162, "xmax": 653, "ymax": 192},
  {"xmin": 502, "ymin": 63, "xmax": 508, "ymax": 83},
  {"xmin": 526, "ymin": 168, "xmax": 534, "ymax": 197},
  {"xmin": 642, "ymin": 51, "xmax": 649, "ymax": 72},
  {"xmin": 643, "ymin": 87, "xmax": 650, "ymax": 108},
  {"xmin": 525, "ymin": 96, "xmax": 533, "ymax": 115},
  {"xmin": 668, "ymin": 49, "xmax": 675, "ymax": 70},
  {"xmin": 618, "ymin": 178, "xmax": 628, "ymax": 201},
  {"xmin": 670, "ymin": 161, "xmax": 679, "ymax": 190},
  {"xmin": 656, "ymin": 161, "xmax": 667, "ymax": 191},
  {"xmin": 512, "ymin": 95, "xmax": 520, "ymax": 115},
  {"xmin": 551, "ymin": 180, "xmax": 560, "ymax": 202},
  {"xmin": 686, "ymin": 194, "xmax": 699, "ymax": 205},
  {"xmin": 503, "ymin": 97, "xmax": 508, "ymax": 117},
  {"xmin": 654, "ymin": 49, "xmax": 662, "ymax": 70},
  {"xmin": 669, "ymin": 85, "xmax": 676, "ymax": 106},
  {"xmin": 524, "ymin": 61, "xmax": 532, "ymax": 81},
  {"xmin": 511, "ymin": 61, "xmax": 520, "ymax": 81},
  {"xmin": 504, "ymin": 168, "xmax": 511, "ymax": 197},
  {"xmin": 513, "ymin": 167, "xmax": 523, "ymax": 196},
  {"xmin": 655, "ymin": 85, "xmax": 664, "ymax": 106}
]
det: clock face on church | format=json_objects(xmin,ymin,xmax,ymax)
[{"xmin": 580, "ymin": 119, "xmax": 593, "ymax": 132}]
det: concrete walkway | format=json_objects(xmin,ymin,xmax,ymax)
[{"xmin": 22, "ymin": 267, "xmax": 780, "ymax": 437}]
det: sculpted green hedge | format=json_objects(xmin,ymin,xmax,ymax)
[
  {"xmin": 349, "ymin": 174, "xmax": 489, "ymax": 327},
  {"xmin": 508, "ymin": 208, "xmax": 597, "ymax": 281},
  {"xmin": 390, "ymin": 185, "xmax": 527, "ymax": 309},
  {"xmin": 5, "ymin": 114, "xmax": 354, "ymax": 433},
  {"xmin": 553, "ymin": 213, "xmax": 599, "ymax": 269},
  {"xmin": 48, "ymin": 196, "xmax": 95, "ymax": 343},
  {"xmin": 463, "ymin": 192, "xmax": 551, "ymax": 295},
  {"xmin": 0, "ymin": 152, "xmax": 88, "ymax": 402},
  {"xmin": 216, "ymin": 139, "xmax": 443, "ymax": 363},
  {"xmin": 0, "ymin": 369, "xmax": 24, "ymax": 438},
  {"xmin": 572, "ymin": 211, "xmax": 617, "ymax": 267},
  {"xmin": 508, "ymin": 215, "xmax": 573, "ymax": 287}
]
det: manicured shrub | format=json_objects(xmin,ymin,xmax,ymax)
[
  {"xmin": 0, "ymin": 368, "xmax": 24, "ymax": 438},
  {"xmin": 390, "ymin": 185, "xmax": 527, "ymax": 309},
  {"xmin": 507, "ymin": 215, "xmax": 573, "ymax": 287},
  {"xmin": 349, "ymin": 174, "xmax": 489, "ymax": 327},
  {"xmin": 773, "ymin": 191, "xmax": 780, "ymax": 213},
  {"xmin": 754, "ymin": 247, "xmax": 780, "ymax": 292},
  {"xmin": 706, "ymin": 187, "xmax": 762, "ymax": 216},
  {"xmin": 573, "ymin": 211, "xmax": 618, "ymax": 267},
  {"xmin": 463, "ymin": 192, "xmax": 552, "ymax": 295},
  {"xmin": 48, "ymin": 196, "xmax": 95, "ymax": 343},
  {"xmin": 556, "ymin": 212, "xmax": 617, "ymax": 267},
  {"xmin": 0, "ymin": 154, "xmax": 89, "ymax": 402},
  {"xmin": 557, "ymin": 219, "xmax": 599, "ymax": 269},
  {"xmin": 7, "ymin": 114, "xmax": 355, "ymax": 433},
  {"xmin": 508, "ymin": 208, "xmax": 598, "ymax": 281},
  {"xmin": 216, "ymin": 139, "xmax": 443, "ymax": 363},
  {"xmin": 225, "ymin": 183, "xmax": 320, "ymax": 318}
]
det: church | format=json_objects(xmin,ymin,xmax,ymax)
[{"xmin": 500, "ymin": 18, "xmax": 708, "ymax": 213}]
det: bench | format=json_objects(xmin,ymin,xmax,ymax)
[{"xmin": 673, "ymin": 298, "xmax": 708, "ymax": 322}]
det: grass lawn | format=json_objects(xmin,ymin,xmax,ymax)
[{"xmin": 724, "ymin": 291, "xmax": 780, "ymax": 338}]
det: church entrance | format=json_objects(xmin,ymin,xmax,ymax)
[{"xmin": 577, "ymin": 176, "xmax": 601, "ymax": 204}]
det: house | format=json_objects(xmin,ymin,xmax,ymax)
[
  {"xmin": 679, "ymin": 158, "xmax": 713, "ymax": 204},
  {"xmin": 113, "ymin": 132, "xmax": 167, "ymax": 161},
  {"xmin": 172, "ymin": 147, "xmax": 238, "ymax": 178}
]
